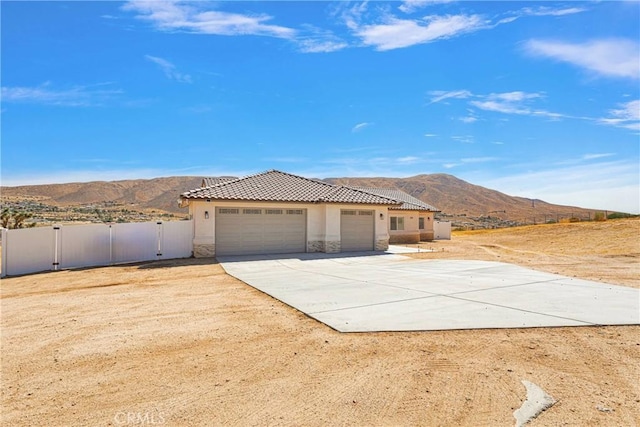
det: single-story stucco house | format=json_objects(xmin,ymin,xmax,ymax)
[{"xmin": 179, "ymin": 170, "xmax": 440, "ymax": 258}]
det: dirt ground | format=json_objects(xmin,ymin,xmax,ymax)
[{"xmin": 1, "ymin": 219, "xmax": 639, "ymax": 426}]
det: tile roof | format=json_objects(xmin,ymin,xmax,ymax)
[
  {"xmin": 182, "ymin": 170, "xmax": 402, "ymax": 206},
  {"xmin": 201, "ymin": 177, "xmax": 237, "ymax": 187},
  {"xmin": 354, "ymin": 187, "xmax": 439, "ymax": 211}
]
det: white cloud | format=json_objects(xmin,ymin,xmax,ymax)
[
  {"xmin": 145, "ymin": 55, "xmax": 192, "ymax": 83},
  {"xmin": 297, "ymin": 38, "xmax": 348, "ymax": 53},
  {"xmin": 355, "ymin": 14, "xmax": 487, "ymax": 51},
  {"xmin": 318, "ymin": 151, "xmax": 438, "ymax": 171},
  {"xmin": 451, "ymin": 135, "xmax": 474, "ymax": 144},
  {"xmin": 495, "ymin": 6, "xmax": 586, "ymax": 26},
  {"xmin": 460, "ymin": 157, "xmax": 498, "ymax": 164},
  {"xmin": 469, "ymin": 91, "xmax": 568, "ymax": 120},
  {"xmin": 295, "ymin": 24, "xmax": 349, "ymax": 53},
  {"xmin": 424, "ymin": 133, "xmax": 437, "ymax": 137},
  {"xmin": 397, "ymin": 156, "xmax": 421, "ymax": 164},
  {"xmin": 582, "ymin": 153, "xmax": 616, "ymax": 161},
  {"xmin": 431, "ymin": 89, "xmax": 636, "ymax": 132},
  {"xmin": 599, "ymin": 99, "xmax": 640, "ymax": 131},
  {"xmin": 473, "ymin": 160, "xmax": 640, "ymax": 214},
  {"xmin": 555, "ymin": 153, "xmax": 617, "ymax": 166},
  {"xmin": 430, "ymin": 88, "xmax": 609, "ymax": 128},
  {"xmin": 352, "ymin": 122, "xmax": 373, "ymax": 132},
  {"xmin": 520, "ymin": 6, "xmax": 588, "ymax": 17},
  {"xmin": 471, "ymin": 100, "xmax": 528, "ymax": 115},
  {"xmin": 1, "ymin": 83, "xmax": 122, "ymax": 107},
  {"xmin": 398, "ymin": 0, "xmax": 454, "ymax": 14},
  {"xmin": 126, "ymin": 1, "xmax": 345, "ymax": 54},
  {"xmin": 349, "ymin": 4, "xmax": 587, "ymax": 52},
  {"xmin": 428, "ymin": 89, "xmax": 472, "ymax": 104},
  {"xmin": 492, "ymin": 91, "xmax": 541, "ymax": 102},
  {"xmin": 525, "ymin": 38, "xmax": 640, "ymax": 80},
  {"xmin": 123, "ymin": 0, "xmax": 296, "ymax": 39}
]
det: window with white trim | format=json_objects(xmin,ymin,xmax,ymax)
[
  {"xmin": 243, "ymin": 209, "xmax": 262, "ymax": 215},
  {"xmin": 219, "ymin": 208, "xmax": 239, "ymax": 214},
  {"xmin": 419, "ymin": 217, "xmax": 425, "ymax": 230},
  {"xmin": 390, "ymin": 216, "xmax": 404, "ymax": 231},
  {"xmin": 341, "ymin": 210, "xmax": 357, "ymax": 216},
  {"xmin": 287, "ymin": 209, "xmax": 303, "ymax": 215},
  {"xmin": 265, "ymin": 209, "xmax": 283, "ymax": 215}
]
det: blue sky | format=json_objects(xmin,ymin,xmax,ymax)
[{"xmin": 2, "ymin": 1, "xmax": 639, "ymax": 213}]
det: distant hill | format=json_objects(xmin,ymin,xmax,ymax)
[
  {"xmin": 1, "ymin": 173, "xmax": 610, "ymax": 227},
  {"xmin": 1, "ymin": 177, "xmax": 203, "ymax": 214},
  {"xmin": 324, "ymin": 174, "xmax": 598, "ymax": 223}
]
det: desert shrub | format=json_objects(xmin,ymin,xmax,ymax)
[
  {"xmin": 594, "ymin": 212, "xmax": 606, "ymax": 221},
  {"xmin": 0, "ymin": 208, "xmax": 36, "ymax": 229},
  {"xmin": 607, "ymin": 212, "xmax": 638, "ymax": 220},
  {"xmin": 559, "ymin": 217, "xmax": 581, "ymax": 224}
]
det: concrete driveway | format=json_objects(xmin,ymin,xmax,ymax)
[{"xmin": 218, "ymin": 249, "xmax": 640, "ymax": 332}]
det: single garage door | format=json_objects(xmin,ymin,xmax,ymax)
[
  {"xmin": 340, "ymin": 209, "xmax": 374, "ymax": 251},
  {"xmin": 216, "ymin": 207, "xmax": 306, "ymax": 256}
]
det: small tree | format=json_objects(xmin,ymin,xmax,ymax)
[
  {"xmin": 1, "ymin": 208, "xmax": 37, "ymax": 229},
  {"xmin": 94, "ymin": 208, "xmax": 114, "ymax": 223}
]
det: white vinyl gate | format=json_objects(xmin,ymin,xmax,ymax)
[
  {"xmin": 215, "ymin": 207, "xmax": 306, "ymax": 256},
  {"xmin": 1, "ymin": 220, "xmax": 193, "ymax": 277},
  {"xmin": 340, "ymin": 209, "xmax": 374, "ymax": 251}
]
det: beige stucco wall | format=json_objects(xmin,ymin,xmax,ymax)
[
  {"xmin": 387, "ymin": 210, "xmax": 437, "ymax": 243},
  {"xmin": 186, "ymin": 200, "xmax": 390, "ymax": 257},
  {"xmin": 388, "ymin": 210, "xmax": 420, "ymax": 244},
  {"xmin": 419, "ymin": 211, "xmax": 436, "ymax": 241}
]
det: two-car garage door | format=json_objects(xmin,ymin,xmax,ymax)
[
  {"xmin": 215, "ymin": 208, "xmax": 306, "ymax": 256},
  {"xmin": 215, "ymin": 207, "xmax": 376, "ymax": 256}
]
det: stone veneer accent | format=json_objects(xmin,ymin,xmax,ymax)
[
  {"xmin": 194, "ymin": 244, "xmax": 215, "ymax": 258},
  {"xmin": 375, "ymin": 238, "xmax": 389, "ymax": 251},
  {"xmin": 307, "ymin": 240, "xmax": 325, "ymax": 253},
  {"xmin": 325, "ymin": 241, "xmax": 341, "ymax": 253},
  {"xmin": 420, "ymin": 231, "xmax": 435, "ymax": 241},
  {"xmin": 389, "ymin": 233, "xmax": 420, "ymax": 244}
]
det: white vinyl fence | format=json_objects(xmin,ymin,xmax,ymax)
[
  {"xmin": 433, "ymin": 220, "xmax": 452, "ymax": 240},
  {"xmin": 1, "ymin": 220, "xmax": 193, "ymax": 277}
]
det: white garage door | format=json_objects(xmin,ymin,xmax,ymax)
[
  {"xmin": 340, "ymin": 209, "xmax": 374, "ymax": 252},
  {"xmin": 216, "ymin": 208, "xmax": 306, "ymax": 256}
]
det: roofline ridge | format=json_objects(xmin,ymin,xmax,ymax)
[
  {"xmin": 351, "ymin": 186, "xmax": 439, "ymax": 210},
  {"xmin": 201, "ymin": 176, "xmax": 241, "ymax": 189},
  {"xmin": 272, "ymin": 169, "xmax": 339, "ymax": 189},
  {"xmin": 342, "ymin": 185, "xmax": 401, "ymax": 204},
  {"xmin": 210, "ymin": 169, "xmax": 273, "ymax": 188}
]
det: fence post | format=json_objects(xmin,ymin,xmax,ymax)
[
  {"xmin": 156, "ymin": 221, "xmax": 163, "ymax": 258},
  {"xmin": 109, "ymin": 224, "xmax": 113, "ymax": 265},
  {"xmin": 1, "ymin": 228, "xmax": 7, "ymax": 278},
  {"xmin": 53, "ymin": 226, "xmax": 61, "ymax": 271}
]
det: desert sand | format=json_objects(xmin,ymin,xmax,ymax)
[{"xmin": 1, "ymin": 219, "xmax": 639, "ymax": 426}]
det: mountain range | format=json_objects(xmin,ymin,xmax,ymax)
[{"xmin": 1, "ymin": 173, "xmax": 610, "ymax": 226}]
